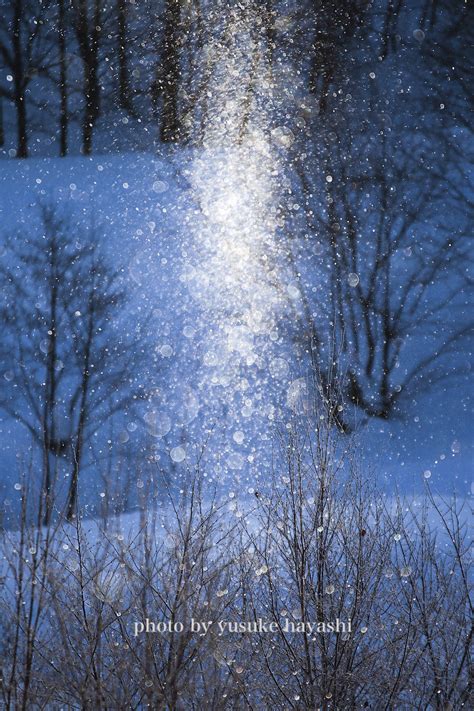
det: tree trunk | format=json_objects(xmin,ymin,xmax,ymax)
[
  {"xmin": 78, "ymin": 0, "xmax": 101, "ymax": 155},
  {"xmin": 66, "ymin": 300, "xmax": 93, "ymax": 520},
  {"xmin": 82, "ymin": 52, "xmax": 101, "ymax": 154},
  {"xmin": 117, "ymin": 0, "xmax": 132, "ymax": 112},
  {"xmin": 15, "ymin": 91, "xmax": 27, "ymax": 158},
  {"xmin": 82, "ymin": 67, "xmax": 94, "ymax": 155},
  {"xmin": 58, "ymin": 0, "xmax": 68, "ymax": 156},
  {"xmin": 0, "ymin": 99, "xmax": 4, "ymax": 147},
  {"xmin": 160, "ymin": 0, "xmax": 182, "ymax": 143},
  {"xmin": 12, "ymin": 0, "xmax": 28, "ymax": 157},
  {"xmin": 42, "ymin": 238, "xmax": 59, "ymax": 526}
]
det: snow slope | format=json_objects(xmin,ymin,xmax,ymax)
[{"xmin": 0, "ymin": 151, "xmax": 472, "ymax": 514}]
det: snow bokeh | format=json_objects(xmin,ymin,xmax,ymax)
[{"xmin": 175, "ymin": 4, "xmax": 298, "ymax": 480}]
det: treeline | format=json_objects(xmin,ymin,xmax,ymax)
[
  {"xmin": 0, "ymin": 0, "xmax": 471, "ymax": 157},
  {"xmin": 0, "ymin": 0, "xmax": 192, "ymax": 156}
]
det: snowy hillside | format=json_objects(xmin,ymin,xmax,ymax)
[{"xmin": 0, "ymin": 151, "xmax": 471, "ymax": 519}]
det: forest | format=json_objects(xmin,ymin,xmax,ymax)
[{"xmin": 0, "ymin": 0, "xmax": 472, "ymax": 708}]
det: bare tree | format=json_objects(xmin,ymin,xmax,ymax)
[
  {"xmin": 159, "ymin": 0, "xmax": 183, "ymax": 143},
  {"xmin": 0, "ymin": 463, "xmax": 63, "ymax": 710},
  {"xmin": 281, "ymin": 0, "xmax": 473, "ymax": 424},
  {"xmin": 71, "ymin": 0, "xmax": 104, "ymax": 154},
  {"xmin": 239, "ymin": 403, "xmax": 472, "ymax": 707},
  {"xmin": 307, "ymin": 0, "xmax": 367, "ymax": 113},
  {"xmin": 419, "ymin": 0, "xmax": 473, "ymax": 133},
  {"xmin": 323, "ymin": 129, "xmax": 471, "ymax": 419},
  {"xmin": 0, "ymin": 204, "xmax": 146, "ymax": 523},
  {"xmin": 1, "ymin": 463, "xmax": 240, "ymax": 708},
  {"xmin": 0, "ymin": 0, "xmax": 54, "ymax": 157}
]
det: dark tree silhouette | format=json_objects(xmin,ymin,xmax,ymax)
[
  {"xmin": 283, "ymin": 0, "xmax": 474, "ymax": 424},
  {"xmin": 323, "ymin": 131, "xmax": 471, "ymax": 419},
  {"xmin": 0, "ymin": 205, "xmax": 146, "ymax": 523},
  {"xmin": 71, "ymin": 0, "xmax": 104, "ymax": 154},
  {"xmin": 0, "ymin": 0, "xmax": 53, "ymax": 157},
  {"xmin": 159, "ymin": 0, "xmax": 183, "ymax": 143},
  {"xmin": 57, "ymin": 0, "xmax": 69, "ymax": 156},
  {"xmin": 116, "ymin": 0, "xmax": 133, "ymax": 113}
]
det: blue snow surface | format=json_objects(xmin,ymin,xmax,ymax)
[{"xmin": 0, "ymin": 151, "xmax": 472, "ymax": 515}]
